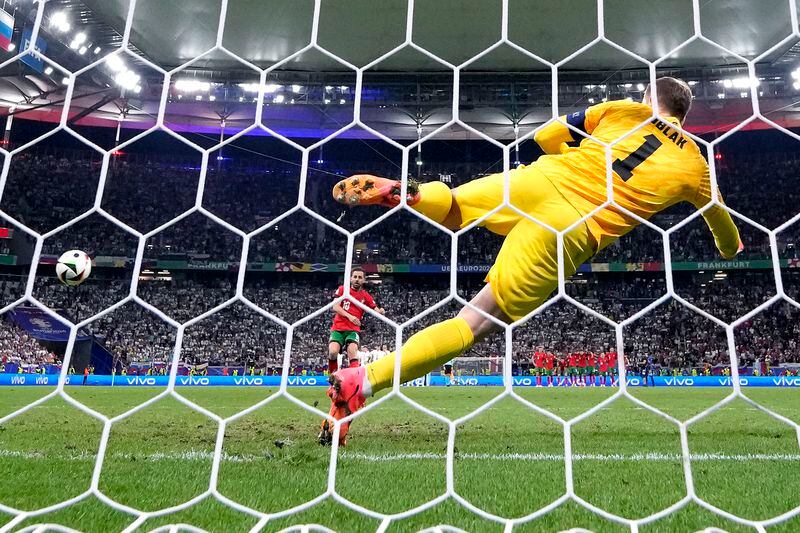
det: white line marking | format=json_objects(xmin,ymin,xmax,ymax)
[
  {"xmin": 2, "ymin": 449, "xmax": 800, "ymax": 463},
  {"xmin": 340, "ymin": 451, "xmax": 800, "ymax": 462}
]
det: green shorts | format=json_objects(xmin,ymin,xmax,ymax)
[
  {"xmin": 586, "ymin": 366, "xmax": 596, "ymax": 375},
  {"xmin": 568, "ymin": 366, "xmax": 578, "ymax": 376},
  {"xmin": 329, "ymin": 330, "xmax": 360, "ymax": 347}
]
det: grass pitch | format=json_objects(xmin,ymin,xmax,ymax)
[{"xmin": 0, "ymin": 386, "xmax": 798, "ymax": 532}]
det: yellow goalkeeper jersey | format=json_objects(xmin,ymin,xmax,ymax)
[{"xmin": 533, "ymin": 99, "xmax": 741, "ymax": 258}]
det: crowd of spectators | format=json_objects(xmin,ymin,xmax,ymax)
[
  {"xmin": 2, "ymin": 152, "xmax": 797, "ymax": 267},
  {"xmin": 1, "ymin": 271, "xmax": 796, "ymax": 377},
  {"xmin": 0, "ymin": 318, "xmax": 59, "ymax": 372}
]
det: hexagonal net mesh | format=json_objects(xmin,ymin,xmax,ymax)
[{"xmin": 0, "ymin": 0, "xmax": 799, "ymax": 531}]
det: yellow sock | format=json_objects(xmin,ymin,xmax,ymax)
[
  {"xmin": 365, "ymin": 317, "xmax": 474, "ymax": 395},
  {"xmin": 411, "ymin": 181, "xmax": 453, "ymax": 224}
]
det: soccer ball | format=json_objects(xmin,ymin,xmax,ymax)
[{"xmin": 56, "ymin": 250, "xmax": 92, "ymax": 286}]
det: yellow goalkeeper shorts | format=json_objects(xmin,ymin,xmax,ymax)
[{"xmin": 453, "ymin": 164, "xmax": 595, "ymax": 321}]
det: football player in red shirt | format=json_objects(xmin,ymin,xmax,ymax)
[
  {"xmin": 533, "ymin": 350, "xmax": 545, "ymax": 386},
  {"xmin": 598, "ymin": 353, "xmax": 608, "ymax": 387},
  {"xmin": 576, "ymin": 352, "xmax": 588, "ymax": 386},
  {"xmin": 544, "ymin": 352, "xmax": 555, "ymax": 387},
  {"xmin": 327, "ymin": 267, "xmax": 384, "ymax": 374},
  {"xmin": 586, "ymin": 352, "xmax": 597, "ymax": 386}
]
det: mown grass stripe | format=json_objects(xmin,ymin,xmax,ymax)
[{"xmin": 3, "ymin": 449, "xmax": 800, "ymax": 462}]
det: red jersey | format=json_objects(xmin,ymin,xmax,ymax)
[
  {"xmin": 568, "ymin": 354, "xmax": 578, "ymax": 367},
  {"xmin": 331, "ymin": 285, "xmax": 377, "ymax": 332},
  {"xmin": 533, "ymin": 352, "xmax": 545, "ymax": 367},
  {"xmin": 577, "ymin": 354, "xmax": 587, "ymax": 368},
  {"xmin": 587, "ymin": 353, "xmax": 597, "ymax": 367},
  {"xmin": 544, "ymin": 354, "xmax": 555, "ymax": 370},
  {"xmin": 598, "ymin": 356, "xmax": 608, "ymax": 372}
]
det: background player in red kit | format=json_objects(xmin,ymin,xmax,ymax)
[
  {"xmin": 567, "ymin": 353, "xmax": 578, "ymax": 386},
  {"xmin": 598, "ymin": 353, "xmax": 608, "ymax": 386},
  {"xmin": 557, "ymin": 355, "xmax": 567, "ymax": 385},
  {"xmin": 328, "ymin": 267, "xmax": 385, "ymax": 373},
  {"xmin": 586, "ymin": 352, "xmax": 597, "ymax": 386},
  {"xmin": 533, "ymin": 350, "xmax": 545, "ymax": 386},
  {"xmin": 577, "ymin": 352, "xmax": 588, "ymax": 386},
  {"xmin": 544, "ymin": 352, "xmax": 555, "ymax": 387}
]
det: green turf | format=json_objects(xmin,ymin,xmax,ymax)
[{"xmin": 0, "ymin": 386, "xmax": 797, "ymax": 532}]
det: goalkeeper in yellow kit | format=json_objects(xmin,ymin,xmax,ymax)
[{"xmin": 318, "ymin": 77, "xmax": 742, "ymax": 446}]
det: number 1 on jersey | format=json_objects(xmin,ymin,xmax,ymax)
[{"xmin": 612, "ymin": 134, "xmax": 663, "ymax": 181}]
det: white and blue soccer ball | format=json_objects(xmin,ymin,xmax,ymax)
[{"xmin": 55, "ymin": 250, "xmax": 92, "ymax": 287}]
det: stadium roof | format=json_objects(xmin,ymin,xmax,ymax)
[{"xmin": 1, "ymin": 0, "xmax": 800, "ymax": 140}]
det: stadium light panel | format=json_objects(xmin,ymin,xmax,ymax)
[
  {"xmin": 50, "ymin": 11, "xmax": 70, "ymax": 32},
  {"xmin": 74, "ymin": 32, "xmax": 87, "ymax": 44},
  {"xmin": 291, "ymin": 84, "xmax": 302, "ymax": 93},
  {"xmin": 105, "ymin": 55, "xmax": 125, "ymax": 72},
  {"xmin": 636, "ymin": 83, "xmax": 645, "ymax": 91},
  {"xmin": 78, "ymin": 46, "xmax": 87, "ymax": 55},
  {"xmin": 43, "ymin": 66, "xmax": 53, "ymax": 75},
  {"xmin": 61, "ymin": 76, "xmax": 69, "ymax": 85},
  {"xmin": 174, "ymin": 79, "xmax": 210, "ymax": 92},
  {"xmin": 69, "ymin": 39, "xmax": 79, "ymax": 50},
  {"xmin": 324, "ymin": 98, "xmax": 331, "ymax": 104},
  {"xmin": 238, "ymin": 82, "xmax": 261, "ymax": 92},
  {"xmin": 7, "ymin": 43, "xmax": 14, "ymax": 52},
  {"xmin": 209, "ymin": 95, "xmax": 216, "ymax": 101},
  {"xmin": 731, "ymin": 77, "xmax": 758, "ymax": 89},
  {"xmin": 114, "ymin": 70, "xmax": 140, "ymax": 90},
  {"xmin": 265, "ymin": 83, "xmax": 281, "ymax": 93},
  {"xmin": 274, "ymin": 94, "xmax": 285, "ymax": 103},
  {"xmin": 339, "ymin": 98, "xmax": 345, "ymax": 104},
  {"xmin": 93, "ymin": 46, "xmax": 101, "ymax": 54}
]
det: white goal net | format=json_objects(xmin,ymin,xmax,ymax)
[{"xmin": 0, "ymin": 0, "xmax": 799, "ymax": 531}]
